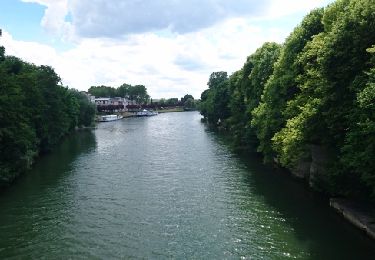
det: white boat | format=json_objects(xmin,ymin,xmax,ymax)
[
  {"xmin": 98, "ymin": 114, "xmax": 124, "ymax": 122},
  {"xmin": 136, "ymin": 109, "xmax": 158, "ymax": 117}
]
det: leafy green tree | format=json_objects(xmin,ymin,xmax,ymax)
[
  {"xmin": 117, "ymin": 83, "xmax": 132, "ymax": 98},
  {"xmin": 184, "ymin": 98, "xmax": 195, "ymax": 110},
  {"xmin": 227, "ymin": 70, "xmax": 247, "ymax": 145},
  {"xmin": 0, "ymin": 47, "xmax": 95, "ymax": 186},
  {"xmin": 223, "ymin": 43, "xmax": 281, "ymax": 147},
  {"xmin": 159, "ymin": 98, "xmax": 166, "ymax": 106},
  {"xmin": 70, "ymin": 90, "xmax": 96, "ymax": 127},
  {"xmin": 116, "ymin": 84, "xmax": 150, "ymax": 104},
  {"xmin": 199, "ymin": 89, "xmax": 210, "ymax": 118},
  {"xmin": 130, "ymin": 85, "xmax": 150, "ymax": 104},
  {"xmin": 89, "ymin": 83, "xmax": 151, "ymax": 105},
  {"xmin": 208, "ymin": 71, "xmax": 228, "ymax": 89},
  {"xmin": 251, "ymin": 8, "xmax": 324, "ymax": 163},
  {"xmin": 272, "ymin": 0, "xmax": 375, "ymax": 198},
  {"xmin": 88, "ymin": 85, "xmax": 116, "ymax": 97},
  {"xmin": 272, "ymin": 34, "xmax": 328, "ymax": 167},
  {"xmin": 0, "ymin": 46, "xmax": 5, "ymax": 62},
  {"xmin": 200, "ymin": 72, "xmax": 230, "ymax": 125},
  {"xmin": 166, "ymin": 98, "xmax": 179, "ymax": 106},
  {"xmin": 341, "ymin": 65, "xmax": 375, "ymax": 197},
  {"xmin": 181, "ymin": 94, "xmax": 194, "ymax": 103},
  {"xmin": 0, "ymin": 57, "xmax": 37, "ymax": 183},
  {"xmin": 199, "ymin": 0, "xmax": 375, "ymax": 201}
]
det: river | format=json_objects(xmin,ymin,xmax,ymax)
[{"xmin": 0, "ymin": 111, "xmax": 374, "ymax": 259}]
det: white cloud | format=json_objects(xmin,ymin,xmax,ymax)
[
  {"xmin": 68, "ymin": 0, "xmax": 270, "ymax": 37},
  {"xmin": 1, "ymin": 31, "xmax": 58, "ymax": 65},
  {"xmin": 22, "ymin": 0, "xmax": 330, "ymax": 39},
  {"xmin": 8, "ymin": 0, "xmax": 334, "ymax": 98},
  {"xmin": 264, "ymin": 0, "xmax": 329, "ymax": 19},
  {"xmin": 1, "ymin": 17, "xmax": 288, "ymax": 98},
  {"xmin": 22, "ymin": 0, "xmax": 74, "ymax": 40}
]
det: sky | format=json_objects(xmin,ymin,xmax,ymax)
[{"xmin": 0, "ymin": 0, "xmax": 334, "ymax": 99}]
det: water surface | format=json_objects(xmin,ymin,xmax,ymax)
[{"xmin": 0, "ymin": 112, "xmax": 374, "ymax": 259}]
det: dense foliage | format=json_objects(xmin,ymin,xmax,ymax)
[
  {"xmin": 88, "ymin": 84, "xmax": 150, "ymax": 104},
  {"xmin": 200, "ymin": 71, "xmax": 230, "ymax": 126},
  {"xmin": 200, "ymin": 0, "xmax": 375, "ymax": 201},
  {"xmin": 0, "ymin": 48, "xmax": 96, "ymax": 186}
]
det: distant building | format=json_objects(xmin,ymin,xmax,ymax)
[
  {"xmin": 95, "ymin": 97, "xmax": 111, "ymax": 106},
  {"xmin": 94, "ymin": 97, "xmax": 135, "ymax": 112},
  {"xmin": 126, "ymin": 99, "xmax": 137, "ymax": 106}
]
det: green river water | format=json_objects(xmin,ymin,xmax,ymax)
[{"xmin": 0, "ymin": 112, "xmax": 374, "ymax": 259}]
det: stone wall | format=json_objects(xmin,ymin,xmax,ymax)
[
  {"xmin": 309, "ymin": 144, "xmax": 330, "ymax": 188},
  {"xmin": 289, "ymin": 145, "xmax": 331, "ymax": 188}
]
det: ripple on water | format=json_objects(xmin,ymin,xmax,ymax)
[{"xmin": 0, "ymin": 112, "xmax": 375, "ymax": 259}]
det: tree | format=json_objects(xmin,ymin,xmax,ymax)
[
  {"xmin": 200, "ymin": 72, "xmax": 230, "ymax": 125},
  {"xmin": 0, "ymin": 47, "xmax": 95, "ymax": 186},
  {"xmin": 184, "ymin": 98, "xmax": 195, "ymax": 110},
  {"xmin": 271, "ymin": 0, "xmax": 375, "ymax": 198},
  {"xmin": 166, "ymin": 98, "xmax": 179, "ymax": 106},
  {"xmin": 341, "ymin": 65, "xmax": 375, "ymax": 197},
  {"xmin": 117, "ymin": 83, "xmax": 132, "ymax": 98},
  {"xmin": 0, "ymin": 46, "xmax": 5, "ymax": 62},
  {"xmin": 70, "ymin": 90, "xmax": 96, "ymax": 127},
  {"xmin": 0, "ymin": 56, "xmax": 37, "ymax": 183},
  {"xmin": 130, "ymin": 85, "xmax": 150, "ymax": 104},
  {"xmin": 88, "ymin": 85, "xmax": 116, "ymax": 97},
  {"xmin": 208, "ymin": 71, "xmax": 228, "ymax": 89},
  {"xmin": 181, "ymin": 94, "xmax": 194, "ymax": 103},
  {"xmin": 251, "ymin": 8, "xmax": 324, "ymax": 163},
  {"xmin": 227, "ymin": 69, "xmax": 247, "ymax": 145}
]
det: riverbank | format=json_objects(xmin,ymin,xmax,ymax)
[
  {"xmin": 211, "ymin": 126, "xmax": 375, "ymax": 242},
  {"xmin": 288, "ymin": 146, "xmax": 375, "ymax": 241},
  {"xmin": 270, "ymin": 146, "xmax": 375, "ymax": 241},
  {"xmin": 96, "ymin": 109, "xmax": 186, "ymax": 120},
  {"xmin": 198, "ymin": 0, "xmax": 375, "ymax": 242},
  {"xmin": 95, "ymin": 112, "xmax": 135, "ymax": 122},
  {"xmin": 2, "ymin": 111, "xmax": 375, "ymax": 258},
  {"xmin": 157, "ymin": 107, "xmax": 184, "ymax": 113},
  {"xmin": 330, "ymin": 198, "xmax": 375, "ymax": 240}
]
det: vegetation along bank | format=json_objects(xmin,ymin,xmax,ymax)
[
  {"xmin": 200, "ymin": 0, "xmax": 375, "ymax": 205},
  {"xmin": 0, "ymin": 46, "xmax": 96, "ymax": 187}
]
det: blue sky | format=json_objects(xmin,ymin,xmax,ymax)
[
  {"xmin": 0, "ymin": 0, "xmax": 334, "ymax": 98},
  {"xmin": 0, "ymin": 0, "xmax": 73, "ymax": 50},
  {"xmin": 1, "ymin": 1, "xmax": 45, "ymax": 40}
]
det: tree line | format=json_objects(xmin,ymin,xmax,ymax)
[
  {"xmin": 200, "ymin": 0, "xmax": 375, "ymax": 201},
  {"xmin": 157, "ymin": 94, "xmax": 198, "ymax": 110},
  {"xmin": 0, "ymin": 47, "xmax": 96, "ymax": 186},
  {"xmin": 88, "ymin": 84, "xmax": 150, "ymax": 104},
  {"xmin": 89, "ymin": 84, "xmax": 198, "ymax": 110}
]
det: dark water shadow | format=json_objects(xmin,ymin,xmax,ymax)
[
  {"xmin": 0, "ymin": 130, "xmax": 97, "ymax": 258},
  {"xmin": 211, "ymin": 132, "xmax": 375, "ymax": 259},
  {"xmin": 0, "ymin": 130, "xmax": 97, "ymax": 198}
]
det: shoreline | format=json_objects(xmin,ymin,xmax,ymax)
[
  {"xmin": 216, "ymin": 129, "xmax": 375, "ymax": 242},
  {"xmin": 330, "ymin": 198, "xmax": 375, "ymax": 240}
]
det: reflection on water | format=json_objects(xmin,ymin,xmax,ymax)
[
  {"xmin": 0, "ymin": 130, "xmax": 96, "ymax": 258},
  {"xmin": 0, "ymin": 112, "xmax": 374, "ymax": 259}
]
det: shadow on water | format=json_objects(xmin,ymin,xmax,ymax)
[
  {"xmin": 2, "ymin": 130, "xmax": 97, "ymax": 196},
  {"xmin": 212, "ymin": 132, "xmax": 375, "ymax": 259},
  {"xmin": 0, "ymin": 130, "xmax": 96, "ymax": 258}
]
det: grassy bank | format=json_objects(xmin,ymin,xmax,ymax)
[{"xmin": 157, "ymin": 107, "xmax": 184, "ymax": 113}]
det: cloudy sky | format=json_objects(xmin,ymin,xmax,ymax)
[{"xmin": 0, "ymin": 0, "xmax": 334, "ymax": 99}]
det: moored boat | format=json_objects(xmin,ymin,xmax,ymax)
[
  {"xmin": 98, "ymin": 114, "xmax": 124, "ymax": 122},
  {"xmin": 136, "ymin": 109, "xmax": 158, "ymax": 117}
]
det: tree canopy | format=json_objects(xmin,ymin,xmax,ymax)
[
  {"xmin": 88, "ymin": 83, "xmax": 150, "ymax": 104},
  {"xmin": 199, "ymin": 0, "xmax": 375, "ymax": 201},
  {"xmin": 0, "ymin": 48, "xmax": 96, "ymax": 186}
]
